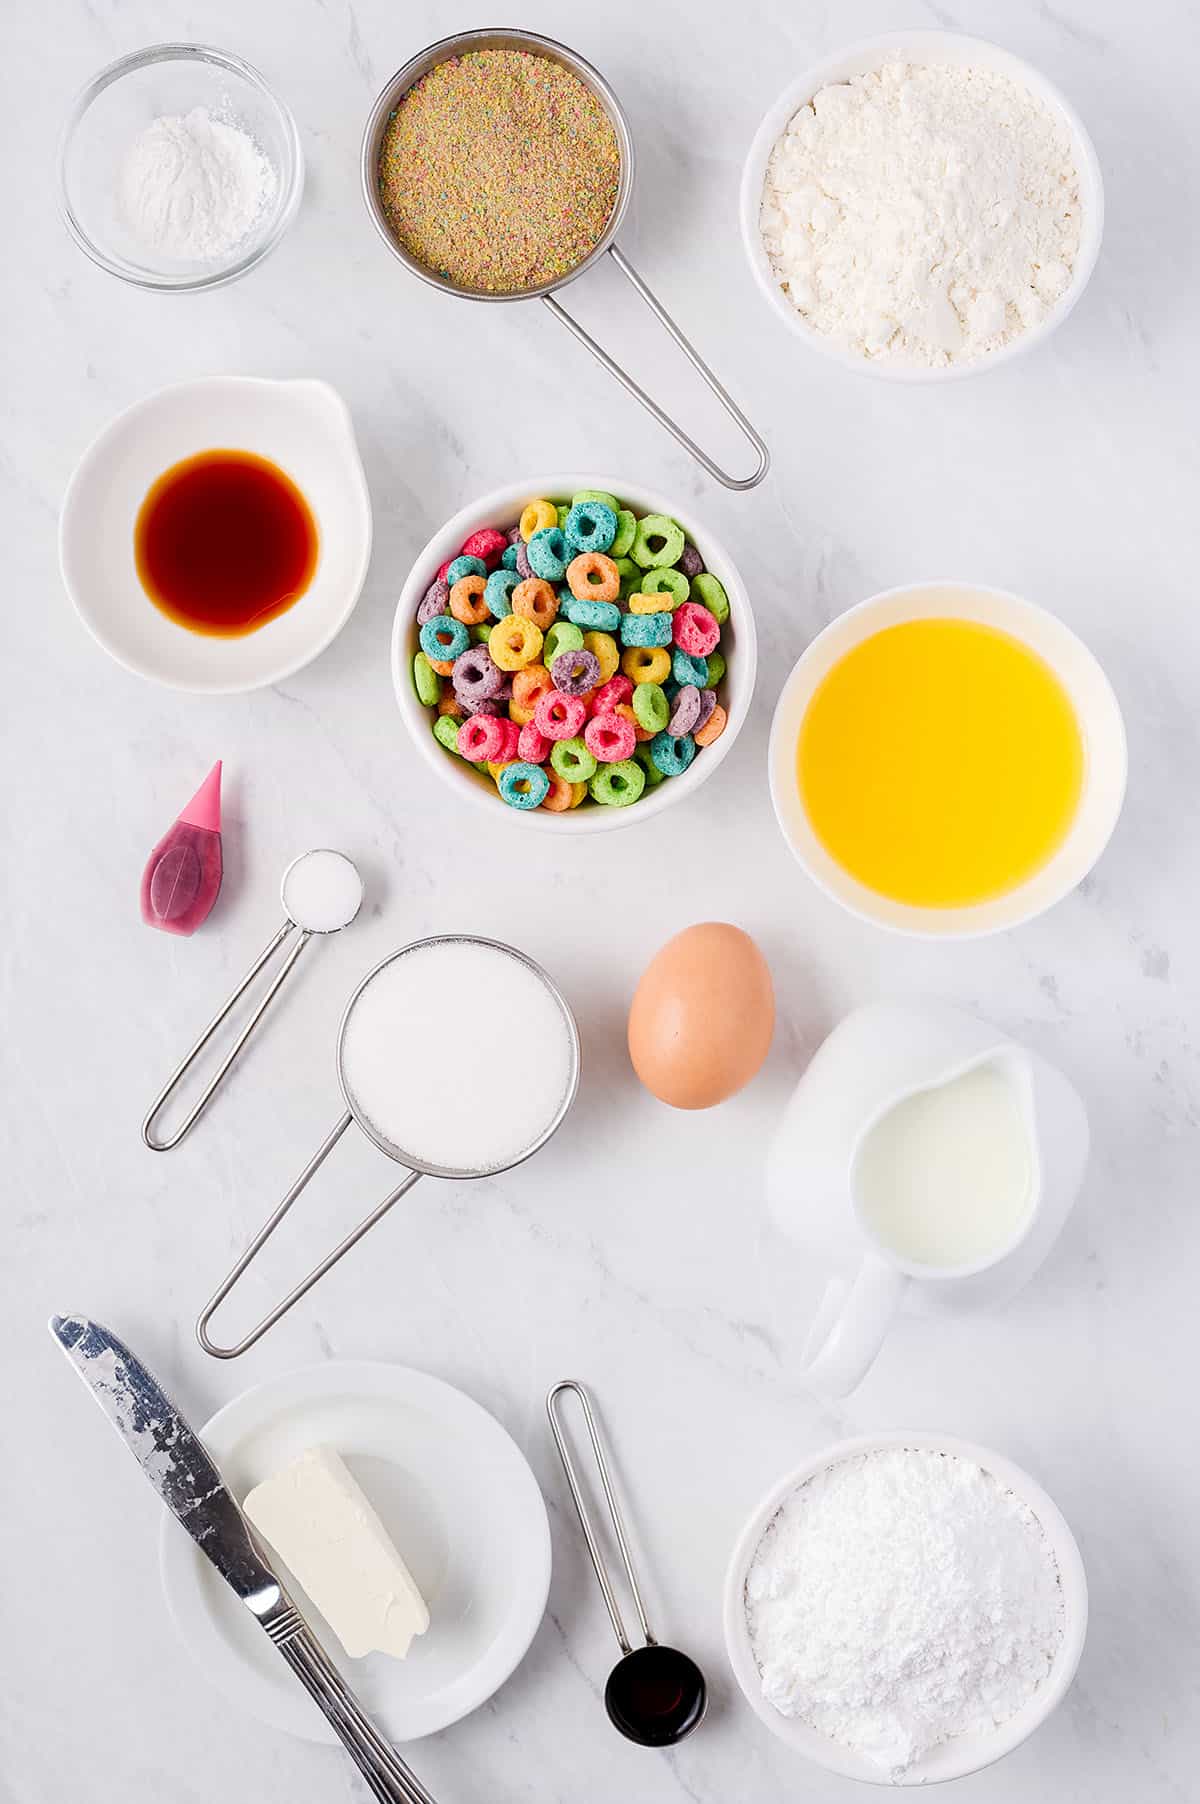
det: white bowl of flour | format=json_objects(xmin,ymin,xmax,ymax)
[
  {"xmin": 723, "ymin": 1432, "xmax": 1087, "ymax": 1784},
  {"xmin": 739, "ymin": 33, "xmax": 1103, "ymax": 378}
]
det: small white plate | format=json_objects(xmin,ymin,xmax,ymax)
[
  {"xmin": 159, "ymin": 1361, "xmax": 551, "ymax": 1742},
  {"xmin": 59, "ymin": 376, "xmax": 372, "ymax": 693}
]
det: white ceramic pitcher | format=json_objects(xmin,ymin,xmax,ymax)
[{"xmin": 765, "ymin": 1002, "xmax": 1089, "ymax": 1397}]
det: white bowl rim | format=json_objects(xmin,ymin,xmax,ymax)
[
  {"xmin": 58, "ymin": 374, "xmax": 373, "ymax": 694},
  {"xmin": 767, "ymin": 579, "xmax": 1127, "ymax": 939},
  {"xmin": 738, "ymin": 29, "xmax": 1105, "ymax": 382},
  {"xmin": 722, "ymin": 1428, "xmax": 1088, "ymax": 1786},
  {"xmin": 391, "ymin": 473, "xmax": 758, "ymax": 834},
  {"xmin": 57, "ymin": 42, "xmax": 305, "ymax": 293}
]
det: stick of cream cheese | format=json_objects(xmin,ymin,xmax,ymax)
[{"xmin": 243, "ymin": 1445, "xmax": 430, "ymax": 1659}]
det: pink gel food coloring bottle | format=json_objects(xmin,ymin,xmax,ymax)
[{"xmin": 140, "ymin": 762, "xmax": 223, "ymax": 936}]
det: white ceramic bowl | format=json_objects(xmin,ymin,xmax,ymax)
[
  {"xmin": 723, "ymin": 1430, "xmax": 1088, "ymax": 1786},
  {"xmin": 768, "ymin": 580, "xmax": 1126, "ymax": 938},
  {"xmin": 58, "ymin": 44, "xmax": 303, "ymax": 292},
  {"xmin": 391, "ymin": 477, "xmax": 756, "ymax": 833},
  {"xmin": 739, "ymin": 31, "xmax": 1104, "ymax": 381},
  {"xmin": 59, "ymin": 377, "xmax": 372, "ymax": 693}
]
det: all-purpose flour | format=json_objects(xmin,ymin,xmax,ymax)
[
  {"xmin": 744, "ymin": 1448, "xmax": 1064, "ymax": 1775},
  {"xmin": 759, "ymin": 59, "xmax": 1082, "ymax": 366}
]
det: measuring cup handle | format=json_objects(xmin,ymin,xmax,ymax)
[
  {"xmin": 799, "ymin": 1255, "xmax": 908, "ymax": 1398},
  {"xmin": 141, "ymin": 921, "xmax": 310, "ymax": 1152},
  {"xmin": 195, "ymin": 1112, "xmax": 423, "ymax": 1359},
  {"xmin": 541, "ymin": 244, "xmax": 770, "ymax": 491}
]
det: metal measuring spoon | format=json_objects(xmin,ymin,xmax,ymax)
[
  {"xmin": 547, "ymin": 1380, "xmax": 707, "ymax": 1747},
  {"xmin": 142, "ymin": 850, "xmax": 363, "ymax": 1151}
]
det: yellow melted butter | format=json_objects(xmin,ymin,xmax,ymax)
[{"xmin": 797, "ymin": 617, "xmax": 1085, "ymax": 908}]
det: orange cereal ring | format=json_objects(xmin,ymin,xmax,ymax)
[
  {"xmin": 437, "ymin": 691, "xmax": 464, "ymax": 719},
  {"xmin": 615, "ymin": 701, "xmax": 652, "ymax": 743},
  {"xmin": 512, "ymin": 663, "xmax": 553, "ymax": 709},
  {"xmin": 489, "ymin": 615, "xmax": 543, "ymax": 671},
  {"xmin": 449, "ymin": 573, "xmax": 490, "ymax": 625},
  {"xmin": 512, "ymin": 578, "xmax": 560, "ymax": 632},
  {"xmin": 566, "ymin": 552, "xmax": 620, "ymax": 603},
  {"xmin": 427, "ymin": 656, "xmax": 455, "ymax": 677},
  {"xmin": 694, "ymin": 702, "xmax": 728, "ymax": 747},
  {"xmin": 540, "ymin": 770, "xmax": 576, "ymax": 811}
]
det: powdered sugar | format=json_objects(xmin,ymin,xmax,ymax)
[
  {"xmin": 759, "ymin": 59, "xmax": 1082, "ymax": 366},
  {"xmin": 744, "ymin": 1448, "xmax": 1064, "ymax": 1775},
  {"xmin": 120, "ymin": 106, "xmax": 277, "ymax": 263}
]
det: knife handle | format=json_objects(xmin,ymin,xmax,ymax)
[{"xmin": 262, "ymin": 1607, "xmax": 436, "ymax": 1804}]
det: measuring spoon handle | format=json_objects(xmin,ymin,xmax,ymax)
[{"xmin": 141, "ymin": 920, "xmax": 309, "ymax": 1152}]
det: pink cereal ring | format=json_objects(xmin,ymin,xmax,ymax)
[
  {"xmin": 534, "ymin": 689, "xmax": 588, "ymax": 741},
  {"xmin": 461, "ymin": 527, "xmax": 507, "ymax": 569},
  {"xmin": 673, "ymin": 601, "xmax": 720, "ymax": 657},
  {"xmin": 494, "ymin": 717, "xmax": 521, "ymax": 762},
  {"xmin": 437, "ymin": 557, "xmax": 454, "ymax": 583},
  {"xmin": 585, "ymin": 710, "xmax": 637, "ymax": 763},
  {"xmin": 518, "ymin": 720, "xmax": 551, "ymax": 764},
  {"xmin": 456, "ymin": 715, "xmax": 505, "ymax": 762},
  {"xmin": 592, "ymin": 673, "xmax": 633, "ymax": 714}
]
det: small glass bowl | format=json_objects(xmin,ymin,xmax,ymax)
[{"xmin": 58, "ymin": 44, "xmax": 303, "ymax": 292}]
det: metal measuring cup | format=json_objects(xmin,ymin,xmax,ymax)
[
  {"xmin": 360, "ymin": 28, "xmax": 769, "ymax": 491},
  {"xmin": 548, "ymin": 1380, "xmax": 708, "ymax": 1746},
  {"xmin": 196, "ymin": 935, "xmax": 581, "ymax": 1358}
]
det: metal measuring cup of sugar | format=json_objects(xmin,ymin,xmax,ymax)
[
  {"xmin": 142, "ymin": 849, "xmax": 364, "ymax": 1152},
  {"xmin": 196, "ymin": 934, "xmax": 581, "ymax": 1358},
  {"xmin": 360, "ymin": 27, "xmax": 770, "ymax": 491}
]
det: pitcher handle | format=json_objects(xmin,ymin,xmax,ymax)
[
  {"xmin": 195, "ymin": 1111, "xmax": 423, "ymax": 1360},
  {"xmin": 541, "ymin": 244, "xmax": 770, "ymax": 492},
  {"xmin": 799, "ymin": 1254, "xmax": 907, "ymax": 1398}
]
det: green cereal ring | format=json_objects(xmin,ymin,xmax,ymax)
[
  {"xmin": 632, "ymin": 682, "xmax": 669, "ymax": 733},
  {"xmin": 609, "ymin": 508, "xmax": 637, "ymax": 557},
  {"xmin": 572, "ymin": 488, "xmax": 620, "ymax": 515},
  {"xmin": 432, "ymin": 714, "xmax": 462, "ymax": 755},
  {"xmin": 544, "ymin": 619, "xmax": 585, "ymax": 664},
  {"xmin": 691, "ymin": 571, "xmax": 729, "ymax": 624},
  {"xmin": 631, "ymin": 513, "xmax": 685, "ymax": 569},
  {"xmin": 705, "ymin": 649, "xmax": 726, "ymax": 688},
  {"xmin": 633, "ymin": 742, "xmax": 666, "ymax": 788},
  {"xmin": 556, "ymin": 504, "xmax": 570, "ymax": 531},
  {"xmin": 641, "ymin": 566, "xmax": 689, "ymax": 608},
  {"xmin": 615, "ymin": 556, "xmax": 639, "ymax": 599},
  {"xmin": 413, "ymin": 651, "xmax": 440, "ymax": 706},
  {"xmin": 551, "ymin": 736, "xmax": 597, "ymax": 782},
  {"xmin": 470, "ymin": 622, "xmax": 493, "ymax": 644},
  {"xmin": 589, "ymin": 758, "xmax": 645, "ymax": 807}
]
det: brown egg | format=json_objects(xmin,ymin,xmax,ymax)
[{"xmin": 628, "ymin": 923, "xmax": 775, "ymax": 1109}]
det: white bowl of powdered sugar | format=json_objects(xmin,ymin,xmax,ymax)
[
  {"xmin": 723, "ymin": 1432, "xmax": 1087, "ymax": 1784},
  {"xmin": 739, "ymin": 33, "xmax": 1103, "ymax": 377}
]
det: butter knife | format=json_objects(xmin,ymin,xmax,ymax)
[{"xmin": 49, "ymin": 1315, "xmax": 437, "ymax": 1804}]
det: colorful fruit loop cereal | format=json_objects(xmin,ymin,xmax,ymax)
[{"xmin": 412, "ymin": 492, "xmax": 731, "ymax": 812}]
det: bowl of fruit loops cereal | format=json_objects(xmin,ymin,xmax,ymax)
[{"xmin": 392, "ymin": 479, "xmax": 756, "ymax": 832}]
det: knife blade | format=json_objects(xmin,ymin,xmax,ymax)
[{"xmin": 49, "ymin": 1314, "xmax": 277, "ymax": 1604}]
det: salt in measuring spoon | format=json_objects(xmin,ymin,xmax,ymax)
[
  {"xmin": 547, "ymin": 1380, "xmax": 708, "ymax": 1747},
  {"xmin": 141, "ymin": 849, "xmax": 363, "ymax": 1152}
]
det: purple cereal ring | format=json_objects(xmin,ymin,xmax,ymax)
[
  {"xmin": 678, "ymin": 543, "xmax": 705, "ymax": 579},
  {"xmin": 668, "ymin": 683, "xmax": 702, "ymax": 736},
  {"xmin": 551, "ymin": 648, "xmax": 601, "ymax": 696},
  {"xmin": 515, "ymin": 539, "xmax": 534, "ymax": 580},
  {"xmin": 417, "ymin": 577, "xmax": 451, "ymax": 624},
  {"xmin": 506, "ymin": 524, "xmax": 524, "ymax": 544},
  {"xmin": 452, "ymin": 644, "xmax": 505, "ymax": 702},
  {"xmin": 460, "ymin": 696, "xmax": 504, "ymax": 716},
  {"xmin": 694, "ymin": 687, "xmax": 718, "ymax": 732}
]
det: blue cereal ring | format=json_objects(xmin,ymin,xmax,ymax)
[
  {"xmin": 621, "ymin": 610, "xmax": 673, "ymax": 648},
  {"xmin": 420, "ymin": 614, "xmax": 469, "ymax": 661},
  {"xmin": 650, "ymin": 730, "xmax": 696, "ymax": 777},
  {"xmin": 446, "ymin": 554, "xmax": 487, "ymax": 585},
  {"xmin": 672, "ymin": 648, "xmax": 709, "ymax": 687},
  {"xmin": 564, "ymin": 501, "xmax": 618, "ymax": 555},
  {"xmin": 527, "ymin": 527, "xmax": 570, "ymax": 582},
  {"xmin": 485, "ymin": 568, "xmax": 521, "ymax": 617},
  {"xmin": 501, "ymin": 543, "xmax": 521, "ymax": 571},
  {"xmin": 498, "ymin": 762, "xmax": 551, "ymax": 810},
  {"xmin": 564, "ymin": 596, "xmax": 622, "ymax": 631}
]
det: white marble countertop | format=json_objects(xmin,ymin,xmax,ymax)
[{"xmin": 6, "ymin": 0, "xmax": 1200, "ymax": 1797}]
